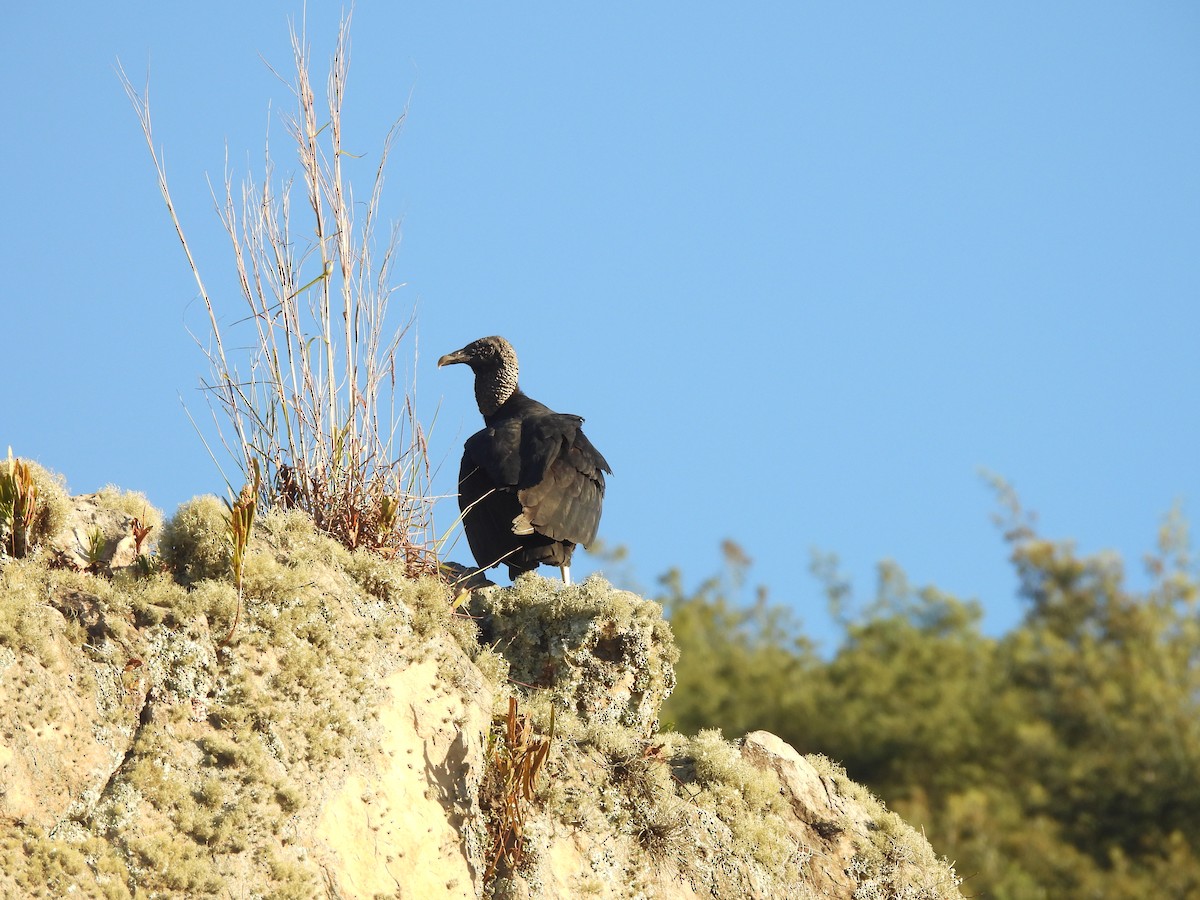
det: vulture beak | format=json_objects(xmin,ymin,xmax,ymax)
[{"xmin": 437, "ymin": 348, "xmax": 470, "ymax": 368}]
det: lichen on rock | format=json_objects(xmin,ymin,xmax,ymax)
[{"xmin": 470, "ymin": 574, "xmax": 679, "ymax": 737}]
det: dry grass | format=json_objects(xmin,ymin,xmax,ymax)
[{"xmin": 117, "ymin": 13, "xmax": 435, "ymax": 574}]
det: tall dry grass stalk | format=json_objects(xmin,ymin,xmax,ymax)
[{"xmin": 119, "ymin": 15, "xmax": 436, "ymax": 574}]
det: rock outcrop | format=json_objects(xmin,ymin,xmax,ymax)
[{"xmin": 0, "ymin": 475, "xmax": 963, "ymax": 899}]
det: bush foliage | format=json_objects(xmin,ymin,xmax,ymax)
[{"xmin": 659, "ymin": 502, "xmax": 1200, "ymax": 900}]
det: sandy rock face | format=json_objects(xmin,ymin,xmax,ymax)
[
  {"xmin": 1, "ymin": 501, "xmax": 497, "ymax": 899},
  {"xmin": 0, "ymin": 608, "xmax": 141, "ymax": 830},
  {"xmin": 314, "ymin": 653, "xmax": 492, "ymax": 899},
  {"xmin": 46, "ymin": 490, "xmax": 161, "ymax": 572}
]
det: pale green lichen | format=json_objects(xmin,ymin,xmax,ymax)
[
  {"xmin": 671, "ymin": 728, "xmax": 801, "ymax": 879},
  {"xmin": 159, "ymin": 495, "xmax": 231, "ymax": 585},
  {"xmin": 473, "ymin": 574, "xmax": 678, "ymax": 735},
  {"xmin": 472, "ymin": 644, "xmax": 511, "ymax": 688},
  {"xmin": 0, "ymin": 557, "xmax": 57, "ymax": 664}
]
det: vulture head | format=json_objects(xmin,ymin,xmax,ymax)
[{"xmin": 437, "ymin": 335, "xmax": 520, "ymax": 416}]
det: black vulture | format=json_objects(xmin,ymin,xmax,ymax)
[{"xmin": 437, "ymin": 336, "xmax": 611, "ymax": 584}]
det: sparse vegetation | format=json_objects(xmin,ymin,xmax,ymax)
[{"xmin": 119, "ymin": 13, "xmax": 435, "ymax": 572}]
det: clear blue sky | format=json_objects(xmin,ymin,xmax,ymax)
[{"xmin": 5, "ymin": 3, "xmax": 1198, "ymax": 650}]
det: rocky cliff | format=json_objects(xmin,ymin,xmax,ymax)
[{"xmin": 0, "ymin": 464, "xmax": 963, "ymax": 899}]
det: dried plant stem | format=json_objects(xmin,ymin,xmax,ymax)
[
  {"xmin": 483, "ymin": 697, "xmax": 555, "ymax": 880},
  {"xmin": 119, "ymin": 14, "xmax": 436, "ymax": 573}
]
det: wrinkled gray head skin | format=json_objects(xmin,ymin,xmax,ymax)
[{"xmin": 437, "ymin": 335, "xmax": 520, "ymax": 417}]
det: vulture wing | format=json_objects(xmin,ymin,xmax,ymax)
[
  {"xmin": 459, "ymin": 413, "xmax": 610, "ymax": 561},
  {"xmin": 514, "ymin": 414, "xmax": 610, "ymax": 545}
]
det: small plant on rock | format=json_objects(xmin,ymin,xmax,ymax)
[
  {"xmin": 82, "ymin": 526, "xmax": 107, "ymax": 573},
  {"xmin": 0, "ymin": 449, "xmax": 39, "ymax": 559},
  {"xmin": 130, "ymin": 514, "xmax": 161, "ymax": 578},
  {"xmin": 221, "ymin": 459, "xmax": 260, "ymax": 644},
  {"xmin": 482, "ymin": 696, "xmax": 555, "ymax": 881}
]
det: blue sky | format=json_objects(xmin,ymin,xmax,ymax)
[{"xmin": 5, "ymin": 3, "xmax": 1198, "ymax": 650}]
